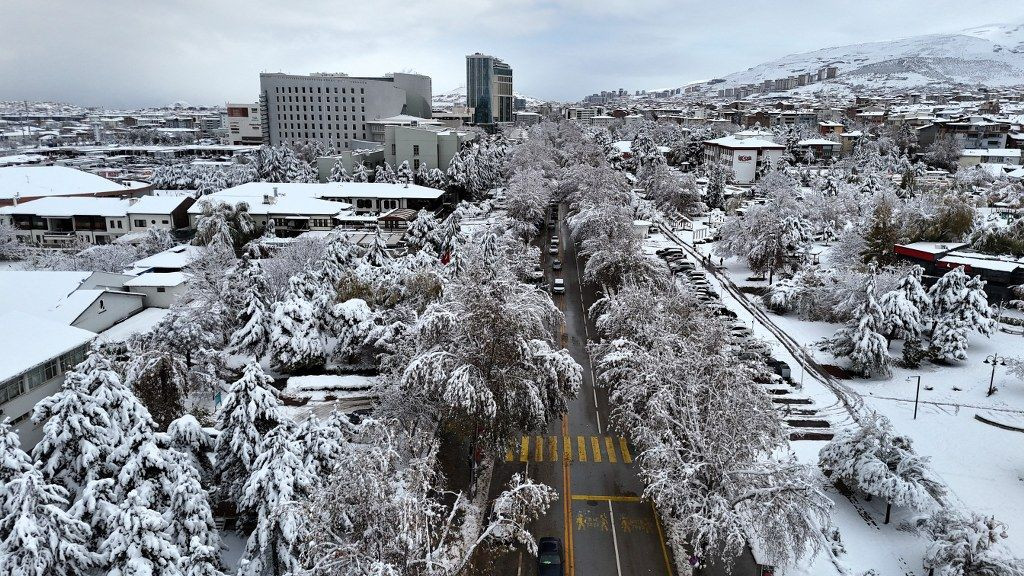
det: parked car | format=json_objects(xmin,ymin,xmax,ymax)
[
  {"xmin": 730, "ymin": 326, "xmax": 753, "ymax": 338},
  {"xmin": 664, "ymin": 253, "xmax": 686, "ymax": 262},
  {"xmin": 549, "ymin": 243, "xmax": 559, "ymax": 255},
  {"xmin": 550, "ymin": 235, "xmax": 559, "ymax": 244},
  {"xmin": 552, "ymin": 278, "xmax": 565, "ymax": 294},
  {"xmin": 656, "ymin": 247, "xmax": 682, "ymax": 256},
  {"xmin": 648, "ymin": 225, "xmax": 660, "ymax": 234},
  {"xmin": 552, "ymin": 259, "xmax": 562, "ymax": 270},
  {"xmin": 529, "ymin": 266, "xmax": 544, "ymax": 281},
  {"xmin": 538, "ymin": 537, "xmax": 564, "ymax": 576}
]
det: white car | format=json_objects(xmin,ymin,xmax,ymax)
[
  {"xmin": 552, "ymin": 279, "xmax": 565, "ymax": 294},
  {"xmin": 529, "ymin": 266, "xmax": 544, "ymax": 281},
  {"xmin": 548, "ymin": 244, "xmax": 559, "ymax": 255}
]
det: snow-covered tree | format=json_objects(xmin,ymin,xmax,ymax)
[
  {"xmin": 237, "ymin": 423, "xmax": 314, "ymax": 576},
  {"xmin": 99, "ymin": 487, "xmax": 183, "ymax": 576},
  {"xmin": 213, "ymin": 360, "xmax": 283, "ymax": 507},
  {"xmin": 351, "ymin": 162, "xmax": 370, "ymax": 183},
  {"xmin": 923, "ymin": 509, "xmax": 1024, "ymax": 576},
  {"xmin": 166, "ymin": 452, "xmax": 226, "ymax": 576},
  {"xmin": 268, "ymin": 277, "xmax": 327, "ymax": 374},
  {"xmin": 395, "ymin": 160, "xmax": 414, "ymax": 185},
  {"xmin": 504, "ymin": 167, "xmax": 549, "ymax": 241},
  {"xmin": 0, "ymin": 420, "xmax": 31, "ymax": 501},
  {"xmin": 291, "ymin": 415, "xmax": 347, "ymax": 478},
  {"xmin": 819, "ymin": 277, "xmax": 892, "ymax": 377},
  {"xmin": 166, "ymin": 415, "xmax": 215, "ymax": 487},
  {"xmin": 32, "ymin": 347, "xmax": 121, "ymax": 488},
  {"xmin": 819, "ymin": 412, "xmax": 944, "ymax": 523},
  {"xmin": 192, "ymin": 200, "xmax": 255, "ymax": 253},
  {"xmin": 929, "ymin": 267, "xmax": 995, "ymax": 362},
  {"xmin": 363, "ymin": 226, "xmax": 391, "ymax": 268},
  {"xmin": 228, "ymin": 258, "xmax": 272, "ymax": 358},
  {"xmin": 328, "ymin": 161, "xmax": 351, "ymax": 183},
  {"xmin": 404, "ymin": 209, "xmax": 441, "ymax": 253},
  {"xmin": 400, "ymin": 245, "xmax": 582, "ymax": 449},
  {"xmin": 0, "ymin": 465, "xmax": 94, "ymax": 576},
  {"xmin": 879, "ymin": 266, "xmax": 930, "ymax": 344},
  {"xmin": 0, "ymin": 221, "xmax": 28, "ymax": 262},
  {"xmin": 374, "ymin": 162, "xmax": 397, "ymax": 184}
]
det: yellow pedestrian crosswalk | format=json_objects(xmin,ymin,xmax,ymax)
[{"xmin": 505, "ymin": 435, "xmax": 635, "ymax": 465}]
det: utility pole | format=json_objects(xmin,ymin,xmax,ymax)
[{"xmin": 907, "ymin": 375, "xmax": 921, "ymax": 420}]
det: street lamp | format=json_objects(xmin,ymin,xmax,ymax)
[
  {"xmin": 906, "ymin": 375, "xmax": 922, "ymax": 419},
  {"xmin": 984, "ymin": 354, "xmax": 1007, "ymax": 397}
]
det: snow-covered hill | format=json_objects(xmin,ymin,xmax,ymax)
[
  {"xmin": 686, "ymin": 21, "xmax": 1024, "ymax": 95},
  {"xmin": 431, "ymin": 85, "xmax": 546, "ymax": 109}
]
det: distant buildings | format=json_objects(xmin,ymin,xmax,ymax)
[
  {"xmin": 466, "ymin": 53, "xmax": 513, "ymax": 125},
  {"xmin": 381, "ymin": 122, "xmax": 475, "ymax": 173},
  {"xmin": 259, "ymin": 71, "xmax": 433, "ymax": 151},
  {"xmin": 225, "ymin": 102, "xmax": 262, "ymax": 145}
]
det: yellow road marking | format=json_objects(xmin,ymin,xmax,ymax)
[
  {"xmin": 563, "ymin": 435, "xmax": 572, "ymax": 462},
  {"xmin": 618, "ymin": 437, "xmax": 633, "ymax": 464},
  {"xmin": 590, "ymin": 436, "xmax": 602, "ymax": 462},
  {"xmin": 605, "ymin": 437, "xmax": 617, "ymax": 463},
  {"xmin": 519, "ymin": 436, "xmax": 529, "ymax": 463},
  {"xmin": 549, "ymin": 436, "xmax": 558, "ymax": 461},
  {"xmin": 571, "ymin": 494, "xmax": 642, "ymax": 502},
  {"xmin": 577, "ymin": 436, "xmax": 587, "ymax": 462},
  {"xmin": 561, "ymin": 415, "xmax": 574, "ymax": 576},
  {"xmin": 505, "ymin": 445, "xmax": 515, "ymax": 462},
  {"xmin": 652, "ymin": 501, "xmax": 672, "ymax": 575},
  {"xmin": 535, "ymin": 436, "xmax": 544, "ymax": 463}
]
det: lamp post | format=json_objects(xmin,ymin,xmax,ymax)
[
  {"xmin": 984, "ymin": 354, "xmax": 1007, "ymax": 397},
  {"xmin": 907, "ymin": 375, "xmax": 921, "ymax": 420}
]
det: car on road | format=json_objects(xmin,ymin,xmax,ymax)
[
  {"xmin": 537, "ymin": 537, "xmax": 564, "ymax": 576},
  {"xmin": 552, "ymin": 278, "xmax": 565, "ymax": 294},
  {"xmin": 664, "ymin": 253, "xmax": 687, "ymax": 262},
  {"xmin": 529, "ymin": 266, "xmax": 544, "ymax": 281},
  {"xmin": 656, "ymin": 247, "xmax": 682, "ymax": 256},
  {"xmin": 549, "ymin": 243, "xmax": 559, "ymax": 255},
  {"xmin": 548, "ymin": 220, "xmax": 556, "ymax": 230},
  {"xmin": 552, "ymin": 259, "xmax": 562, "ymax": 270},
  {"xmin": 550, "ymin": 235, "xmax": 559, "ymax": 244}
]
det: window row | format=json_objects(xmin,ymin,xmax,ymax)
[
  {"xmin": 275, "ymin": 86, "xmax": 365, "ymax": 94},
  {"xmin": 0, "ymin": 346, "xmax": 86, "ymax": 405}
]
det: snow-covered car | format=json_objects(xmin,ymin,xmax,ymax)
[
  {"xmin": 548, "ymin": 243, "xmax": 559, "ymax": 255},
  {"xmin": 656, "ymin": 247, "xmax": 682, "ymax": 256},
  {"xmin": 730, "ymin": 326, "xmax": 753, "ymax": 338},
  {"xmin": 552, "ymin": 279, "xmax": 565, "ymax": 294},
  {"xmin": 529, "ymin": 266, "xmax": 544, "ymax": 281}
]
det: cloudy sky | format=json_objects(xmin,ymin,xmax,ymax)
[{"xmin": 3, "ymin": 0, "xmax": 1024, "ymax": 108}]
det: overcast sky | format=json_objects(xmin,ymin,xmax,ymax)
[{"xmin": 3, "ymin": 0, "xmax": 1024, "ymax": 108}]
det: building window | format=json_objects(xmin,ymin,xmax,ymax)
[
  {"xmin": 356, "ymin": 199, "xmax": 373, "ymax": 209},
  {"xmin": 0, "ymin": 377, "xmax": 23, "ymax": 404},
  {"xmin": 414, "ymin": 159, "xmax": 420, "ymax": 170},
  {"xmin": 413, "ymin": 145, "xmax": 420, "ymax": 155},
  {"xmin": 43, "ymin": 359, "xmax": 59, "ymax": 381},
  {"xmin": 157, "ymin": 287, "xmax": 166, "ymax": 293},
  {"xmin": 391, "ymin": 144, "xmax": 396, "ymax": 154},
  {"xmin": 161, "ymin": 220, "xmax": 169, "ymax": 224},
  {"xmin": 134, "ymin": 219, "xmax": 146, "ymax": 228}
]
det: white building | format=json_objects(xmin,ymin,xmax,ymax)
[
  {"xmin": 0, "ymin": 312, "xmax": 93, "ymax": 447},
  {"xmin": 123, "ymin": 272, "xmax": 188, "ymax": 308},
  {"xmin": 959, "ymin": 148, "xmax": 1022, "ymax": 168},
  {"xmin": 0, "ymin": 165, "xmax": 151, "ymax": 207},
  {"xmin": 0, "ymin": 271, "xmax": 145, "ymax": 334},
  {"xmin": 703, "ymin": 134, "xmax": 785, "ymax": 184},
  {"xmin": 0, "ymin": 195, "xmax": 193, "ymax": 246},
  {"xmin": 225, "ymin": 102, "xmax": 263, "ymax": 145}
]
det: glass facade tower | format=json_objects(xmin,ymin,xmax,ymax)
[{"xmin": 466, "ymin": 53, "xmax": 513, "ymax": 125}]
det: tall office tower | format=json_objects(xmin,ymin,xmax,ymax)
[
  {"xmin": 466, "ymin": 53, "xmax": 513, "ymax": 125},
  {"xmin": 259, "ymin": 71, "xmax": 432, "ymax": 151}
]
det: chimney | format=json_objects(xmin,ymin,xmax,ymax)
[
  {"xmin": 12, "ymin": 192, "xmax": 18, "ymax": 207},
  {"xmin": 273, "ymin": 186, "xmax": 279, "ymax": 197},
  {"xmin": 263, "ymin": 194, "xmax": 272, "ymax": 205}
]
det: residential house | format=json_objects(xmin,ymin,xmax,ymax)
[{"xmin": 702, "ymin": 134, "xmax": 785, "ymax": 184}]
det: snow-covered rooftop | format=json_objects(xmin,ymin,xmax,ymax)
[
  {"xmin": 0, "ymin": 166, "xmax": 130, "ymax": 201},
  {"xmin": 0, "ymin": 311, "xmax": 94, "ymax": 382},
  {"xmin": 797, "ymin": 138, "xmax": 841, "ymax": 146},
  {"xmin": 190, "ymin": 182, "xmax": 445, "ymax": 215},
  {"xmin": 129, "ymin": 245, "xmax": 204, "ymax": 272},
  {"xmin": 941, "ymin": 252, "xmax": 1024, "ymax": 272},
  {"xmin": 123, "ymin": 272, "xmax": 187, "ymax": 287},
  {"xmin": 704, "ymin": 135, "xmax": 785, "ymax": 149},
  {"xmin": 897, "ymin": 241, "xmax": 969, "ymax": 254},
  {"xmin": 0, "ymin": 271, "xmax": 91, "ymax": 319},
  {"xmin": 0, "ymin": 196, "xmax": 130, "ymax": 217},
  {"xmin": 961, "ymin": 148, "xmax": 1021, "ymax": 157},
  {"xmin": 611, "ymin": 141, "xmax": 673, "ymax": 155}
]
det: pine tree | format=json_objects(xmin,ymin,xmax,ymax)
[
  {"xmin": 166, "ymin": 452, "xmax": 226, "ymax": 576},
  {"xmin": 228, "ymin": 259, "xmax": 272, "ymax": 358},
  {"xmin": 268, "ymin": 278, "xmax": 328, "ymax": 374},
  {"xmin": 0, "ymin": 466, "xmax": 94, "ymax": 576},
  {"xmin": 166, "ymin": 415, "xmax": 215, "ymax": 487},
  {"xmin": 100, "ymin": 488, "xmax": 183, "ymax": 576},
  {"xmin": 374, "ymin": 162, "xmax": 397, "ymax": 184},
  {"xmin": 820, "ymin": 277, "xmax": 891, "ymax": 377},
  {"xmin": 291, "ymin": 416, "xmax": 346, "ymax": 478},
  {"xmin": 396, "ymin": 160, "xmax": 414, "ymax": 185},
  {"xmin": 0, "ymin": 420, "xmax": 32, "ymax": 502},
  {"xmin": 414, "ymin": 163, "xmax": 430, "ymax": 186},
  {"xmin": 405, "ymin": 209, "xmax": 441, "ymax": 253},
  {"xmin": 425, "ymin": 167, "xmax": 447, "ymax": 189},
  {"xmin": 328, "ymin": 160, "xmax": 351, "ymax": 183},
  {"xmin": 237, "ymin": 423, "xmax": 314, "ymax": 576},
  {"xmin": 704, "ymin": 163, "xmax": 726, "ymax": 210},
  {"xmin": 69, "ymin": 478, "xmax": 120, "ymax": 552},
  {"xmin": 319, "ymin": 235, "xmax": 362, "ymax": 287},
  {"xmin": 351, "ymin": 162, "xmax": 370, "ymax": 183},
  {"xmin": 862, "ymin": 197, "xmax": 902, "ymax": 266},
  {"xmin": 32, "ymin": 347, "xmax": 120, "ymax": 488},
  {"xmin": 928, "ymin": 268, "xmax": 995, "ymax": 362},
  {"xmin": 364, "ymin": 226, "xmax": 391, "ymax": 267},
  {"xmin": 213, "ymin": 361, "xmax": 283, "ymax": 507}
]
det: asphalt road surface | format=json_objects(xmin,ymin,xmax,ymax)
[{"xmin": 485, "ymin": 204, "xmax": 675, "ymax": 576}]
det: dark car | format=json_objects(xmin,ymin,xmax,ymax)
[
  {"xmin": 537, "ymin": 537, "xmax": 564, "ymax": 576},
  {"xmin": 552, "ymin": 259, "xmax": 562, "ymax": 270}
]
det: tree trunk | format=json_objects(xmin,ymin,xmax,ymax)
[{"xmin": 884, "ymin": 501, "xmax": 892, "ymax": 525}]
